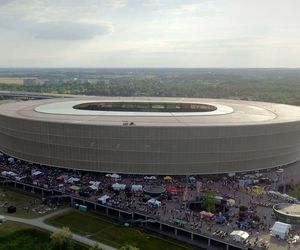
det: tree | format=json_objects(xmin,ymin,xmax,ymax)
[
  {"xmin": 289, "ymin": 182, "xmax": 300, "ymax": 199},
  {"xmin": 50, "ymin": 226, "xmax": 74, "ymax": 250},
  {"xmin": 119, "ymin": 245, "xmax": 140, "ymax": 250},
  {"xmin": 89, "ymin": 244, "xmax": 102, "ymax": 250},
  {"xmin": 202, "ymin": 190, "xmax": 216, "ymax": 213}
]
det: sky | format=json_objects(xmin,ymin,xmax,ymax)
[{"xmin": 0, "ymin": 0, "xmax": 299, "ymax": 68}]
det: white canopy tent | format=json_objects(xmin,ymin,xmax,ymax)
[
  {"xmin": 15, "ymin": 176, "xmax": 26, "ymax": 181},
  {"xmin": 98, "ymin": 195, "xmax": 110, "ymax": 204},
  {"xmin": 271, "ymin": 222, "xmax": 291, "ymax": 239},
  {"xmin": 32, "ymin": 170, "xmax": 43, "ymax": 176},
  {"xmin": 8, "ymin": 157, "xmax": 14, "ymax": 163},
  {"xmin": 144, "ymin": 176, "xmax": 157, "ymax": 180},
  {"xmin": 147, "ymin": 198, "xmax": 161, "ymax": 207},
  {"xmin": 112, "ymin": 183, "xmax": 126, "ymax": 191},
  {"xmin": 111, "ymin": 173, "xmax": 121, "ymax": 179},
  {"xmin": 89, "ymin": 181, "xmax": 100, "ymax": 190},
  {"xmin": 8, "ymin": 171, "xmax": 17, "ymax": 177},
  {"xmin": 2, "ymin": 171, "xmax": 17, "ymax": 177},
  {"xmin": 67, "ymin": 177, "xmax": 80, "ymax": 184},
  {"xmin": 230, "ymin": 230, "xmax": 250, "ymax": 242},
  {"xmin": 131, "ymin": 185, "xmax": 143, "ymax": 192}
]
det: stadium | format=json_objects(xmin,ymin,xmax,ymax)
[{"xmin": 0, "ymin": 97, "xmax": 300, "ymax": 175}]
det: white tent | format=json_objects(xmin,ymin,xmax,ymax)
[
  {"xmin": 4, "ymin": 171, "xmax": 17, "ymax": 177},
  {"xmin": 144, "ymin": 176, "xmax": 157, "ymax": 180},
  {"xmin": 32, "ymin": 170, "xmax": 43, "ymax": 176},
  {"xmin": 89, "ymin": 181, "xmax": 100, "ymax": 190},
  {"xmin": 67, "ymin": 177, "xmax": 80, "ymax": 184},
  {"xmin": 9, "ymin": 171, "xmax": 17, "ymax": 177},
  {"xmin": 112, "ymin": 183, "xmax": 126, "ymax": 191},
  {"xmin": 98, "ymin": 195, "xmax": 110, "ymax": 204},
  {"xmin": 15, "ymin": 176, "xmax": 26, "ymax": 181},
  {"xmin": 147, "ymin": 198, "xmax": 161, "ymax": 207},
  {"xmin": 271, "ymin": 222, "xmax": 291, "ymax": 239},
  {"xmin": 111, "ymin": 173, "xmax": 121, "ymax": 179},
  {"xmin": 230, "ymin": 230, "xmax": 250, "ymax": 242},
  {"xmin": 131, "ymin": 185, "xmax": 143, "ymax": 192},
  {"xmin": 8, "ymin": 157, "xmax": 14, "ymax": 163}
]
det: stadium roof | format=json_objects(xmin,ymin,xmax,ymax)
[{"xmin": 1, "ymin": 97, "xmax": 300, "ymax": 127}]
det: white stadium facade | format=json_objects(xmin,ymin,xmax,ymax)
[{"xmin": 0, "ymin": 97, "xmax": 300, "ymax": 175}]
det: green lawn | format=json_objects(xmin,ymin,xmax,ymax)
[
  {"xmin": 0, "ymin": 221, "xmax": 32, "ymax": 237},
  {"xmin": 47, "ymin": 211, "xmax": 203, "ymax": 250},
  {"xmin": 0, "ymin": 221, "xmax": 87, "ymax": 250},
  {"xmin": 0, "ymin": 187, "xmax": 57, "ymax": 218}
]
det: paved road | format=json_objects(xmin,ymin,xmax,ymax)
[{"xmin": 1, "ymin": 208, "xmax": 116, "ymax": 250}]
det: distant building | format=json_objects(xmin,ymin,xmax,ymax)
[
  {"xmin": 87, "ymin": 79, "xmax": 99, "ymax": 84},
  {"xmin": 36, "ymin": 79, "xmax": 47, "ymax": 85},
  {"xmin": 23, "ymin": 78, "xmax": 37, "ymax": 85}
]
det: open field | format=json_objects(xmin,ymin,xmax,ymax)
[
  {"xmin": 0, "ymin": 221, "xmax": 32, "ymax": 237},
  {"xmin": 0, "ymin": 221, "xmax": 87, "ymax": 250},
  {"xmin": 0, "ymin": 77, "xmax": 23, "ymax": 85},
  {"xmin": 47, "ymin": 211, "xmax": 203, "ymax": 250},
  {"xmin": 0, "ymin": 187, "xmax": 60, "ymax": 218}
]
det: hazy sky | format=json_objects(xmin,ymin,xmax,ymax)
[{"xmin": 0, "ymin": 0, "xmax": 299, "ymax": 67}]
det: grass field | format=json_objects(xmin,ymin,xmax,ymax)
[
  {"xmin": 0, "ymin": 187, "xmax": 55, "ymax": 218},
  {"xmin": 0, "ymin": 221, "xmax": 32, "ymax": 237},
  {"xmin": 0, "ymin": 77, "xmax": 23, "ymax": 85},
  {"xmin": 0, "ymin": 221, "xmax": 87, "ymax": 250},
  {"xmin": 47, "ymin": 211, "xmax": 203, "ymax": 250}
]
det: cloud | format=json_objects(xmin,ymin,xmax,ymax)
[
  {"xmin": 103, "ymin": 0, "xmax": 127, "ymax": 8},
  {"xmin": 0, "ymin": 0, "xmax": 16, "ymax": 8},
  {"xmin": 0, "ymin": 0, "xmax": 114, "ymax": 40},
  {"xmin": 0, "ymin": 15, "xmax": 112, "ymax": 40},
  {"xmin": 33, "ymin": 21, "xmax": 111, "ymax": 40},
  {"xmin": 0, "ymin": 0, "xmax": 14, "ymax": 6}
]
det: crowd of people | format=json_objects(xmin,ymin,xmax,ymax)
[{"xmin": 0, "ymin": 152, "xmax": 299, "ymax": 249}]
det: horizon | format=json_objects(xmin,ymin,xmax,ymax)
[{"xmin": 0, "ymin": 67, "xmax": 300, "ymax": 69}]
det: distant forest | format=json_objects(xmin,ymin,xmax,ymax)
[{"xmin": 0, "ymin": 68, "xmax": 300, "ymax": 106}]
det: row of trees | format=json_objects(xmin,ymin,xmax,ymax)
[{"xmin": 1, "ymin": 75, "xmax": 300, "ymax": 106}]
